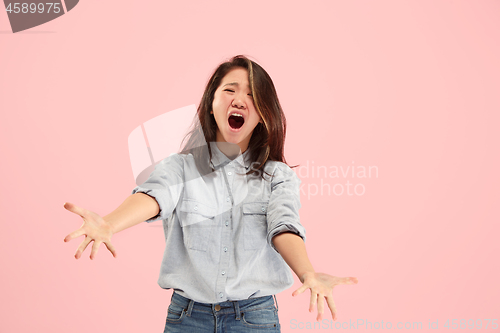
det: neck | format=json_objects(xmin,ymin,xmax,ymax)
[{"xmin": 215, "ymin": 142, "xmax": 243, "ymax": 159}]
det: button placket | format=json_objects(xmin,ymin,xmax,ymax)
[{"xmin": 215, "ymin": 165, "xmax": 234, "ymax": 303}]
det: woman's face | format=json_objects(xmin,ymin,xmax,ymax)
[{"xmin": 211, "ymin": 67, "xmax": 262, "ymax": 154}]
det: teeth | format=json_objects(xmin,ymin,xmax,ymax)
[{"xmin": 230, "ymin": 113, "xmax": 243, "ymax": 117}]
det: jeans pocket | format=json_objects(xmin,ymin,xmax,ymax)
[
  {"xmin": 241, "ymin": 306, "xmax": 278, "ymax": 329},
  {"xmin": 166, "ymin": 302, "xmax": 186, "ymax": 324},
  {"xmin": 242, "ymin": 202, "xmax": 268, "ymax": 250},
  {"xmin": 178, "ymin": 200, "xmax": 216, "ymax": 252}
]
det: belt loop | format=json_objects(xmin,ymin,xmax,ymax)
[
  {"xmin": 186, "ymin": 299, "xmax": 195, "ymax": 317},
  {"xmin": 273, "ymin": 295, "xmax": 279, "ymax": 311},
  {"xmin": 233, "ymin": 301, "xmax": 241, "ymax": 320}
]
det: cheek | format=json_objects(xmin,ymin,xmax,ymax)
[
  {"xmin": 212, "ymin": 99, "xmax": 226, "ymax": 125},
  {"xmin": 211, "ymin": 96, "xmax": 218, "ymax": 110},
  {"xmin": 249, "ymin": 109, "xmax": 261, "ymax": 124},
  {"xmin": 213, "ymin": 94, "xmax": 228, "ymax": 110}
]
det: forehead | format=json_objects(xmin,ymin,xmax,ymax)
[{"xmin": 220, "ymin": 67, "xmax": 249, "ymax": 85}]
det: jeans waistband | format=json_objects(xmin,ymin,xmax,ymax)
[{"xmin": 171, "ymin": 292, "xmax": 278, "ymax": 318}]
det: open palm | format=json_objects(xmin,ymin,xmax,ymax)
[
  {"xmin": 293, "ymin": 272, "xmax": 358, "ymax": 321},
  {"xmin": 63, "ymin": 202, "xmax": 117, "ymax": 260}
]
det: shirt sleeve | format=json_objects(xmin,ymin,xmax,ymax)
[
  {"xmin": 266, "ymin": 162, "xmax": 306, "ymax": 251},
  {"xmin": 131, "ymin": 154, "xmax": 185, "ymax": 223}
]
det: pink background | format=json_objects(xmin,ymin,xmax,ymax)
[{"xmin": 1, "ymin": 1, "xmax": 499, "ymax": 332}]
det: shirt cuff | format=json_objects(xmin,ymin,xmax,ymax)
[
  {"xmin": 267, "ymin": 223, "xmax": 306, "ymax": 252},
  {"xmin": 131, "ymin": 187, "xmax": 169, "ymax": 223}
]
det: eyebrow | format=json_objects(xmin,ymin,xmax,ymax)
[{"xmin": 222, "ymin": 82, "xmax": 250, "ymax": 88}]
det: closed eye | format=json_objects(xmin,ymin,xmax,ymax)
[{"xmin": 223, "ymin": 89, "xmax": 252, "ymax": 97}]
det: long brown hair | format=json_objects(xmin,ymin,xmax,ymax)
[{"xmin": 180, "ymin": 55, "xmax": 289, "ymax": 178}]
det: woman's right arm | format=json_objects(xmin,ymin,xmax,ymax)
[
  {"xmin": 102, "ymin": 192, "xmax": 159, "ymax": 234},
  {"xmin": 63, "ymin": 192, "xmax": 159, "ymax": 260}
]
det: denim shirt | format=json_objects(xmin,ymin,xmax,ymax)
[{"xmin": 131, "ymin": 142, "xmax": 306, "ymax": 304}]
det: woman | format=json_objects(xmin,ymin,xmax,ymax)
[{"xmin": 64, "ymin": 55, "xmax": 358, "ymax": 332}]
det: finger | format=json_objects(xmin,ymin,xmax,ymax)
[
  {"xmin": 63, "ymin": 202, "xmax": 88, "ymax": 218},
  {"xmin": 103, "ymin": 241, "xmax": 118, "ymax": 258},
  {"xmin": 90, "ymin": 240, "xmax": 101, "ymax": 260},
  {"xmin": 317, "ymin": 295, "xmax": 324, "ymax": 321},
  {"xmin": 335, "ymin": 276, "xmax": 358, "ymax": 286},
  {"xmin": 64, "ymin": 228, "xmax": 86, "ymax": 243},
  {"xmin": 75, "ymin": 236, "xmax": 92, "ymax": 259},
  {"xmin": 309, "ymin": 291, "xmax": 317, "ymax": 313},
  {"xmin": 326, "ymin": 296, "xmax": 337, "ymax": 321},
  {"xmin": 334, "ymin": 277, "xmax": 358, "ymax": 286},
  {"xmin": 292, "ymin": 284, "xmax": 309, "ymax": 297}
]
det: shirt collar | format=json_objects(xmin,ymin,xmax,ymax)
[{"xmin": 209, "ymin": 142, "xmax": 251, "ymax": 170}]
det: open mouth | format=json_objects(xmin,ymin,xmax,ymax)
[{"xmin": 228, "ymin": 114, "xmax": 245, "ymax": 130}]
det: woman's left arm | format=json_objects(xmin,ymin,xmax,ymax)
[{"xmin": 272, "ymin": 232, "xmax": 358, "ymax": 322}]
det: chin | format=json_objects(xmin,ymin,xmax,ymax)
[
  {"xmin": 223, "ymin": 137, "xmax": 242, "ymax": 145},
  {"xmin": 222, "ymin": 131, "xmax": 244, "ymax": 143}
]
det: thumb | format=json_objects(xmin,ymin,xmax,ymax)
[
  {"xmin": 292, "ymin": 283, "xmax": 309, "ymax": 297},
  {"xmin": 64, "ymin": 202, "xmax": 87, "ymax": 218}
]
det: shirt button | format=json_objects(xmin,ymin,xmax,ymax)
[
  {"xmin": 194, "ymin": 205, "xmax": 198, "ymax": 211},
  {"xmin": 226, "ymin": 197, "xmax": 230, "ymax": 202},
  {"xmin": 219, "ymin": 293, "xmax": 224, "ymax": 298},
  {"xmin": 225, "ymin": 221, "xmax": 229, "ymax": 226},
  {"xmin": 261, "ymin": 207, "xmax": 265, "ymax": 212},
  {"xmin": 223, "ymin": 247, "xmax": 228, "ymax": 252},
  {"xmin": 227, "ymin": 171, "xmax": 232, "ymax": 176},
  {"xmin": 221, "ymin": 271, "xmax": 225, "ymax": 275}
]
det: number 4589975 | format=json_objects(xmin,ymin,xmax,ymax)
[
  {"xmin": 6, "ymin": 3, "xmax": 61, "ymax": 14},
  {"xmin": 443, "ymin": 319, "xmax": 498, "ymax": 330}
]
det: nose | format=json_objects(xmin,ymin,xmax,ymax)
[{"xmin": 232, "ymin": 92, "xmax": 246, "ymax": 109}]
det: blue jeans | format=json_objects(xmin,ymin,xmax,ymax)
[{"xmin": 163, "ymin": 292, "xmax": 281, "ymax": 333}]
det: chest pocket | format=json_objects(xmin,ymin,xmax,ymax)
[
  {"xmin": 178, "ymin": 200, "xmax": 217, "ymax": 252},
  {"xmin": 242, "ymin": 202, "xmax": 268, "ymax": 251}
]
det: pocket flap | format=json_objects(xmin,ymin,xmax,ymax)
[
  {"xmin": 179, "ymin": 200, "xmax": 216, "ymax": 218},
  {"xmin": 242, "ymin": 202, "xmax": 268, "ymax": 215}
]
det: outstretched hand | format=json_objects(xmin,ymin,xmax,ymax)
[
  {"xmin": 63, "ymin": 202, "xmax": 117, "ymax": 260},
  {"xmin": 292, "ymin": 272, "xmax": 358, "ymax": 321}
]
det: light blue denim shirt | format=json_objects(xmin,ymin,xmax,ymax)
[{"xmin": 131, "ymin": 142, "xmax": 306, "ymax": 304}]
